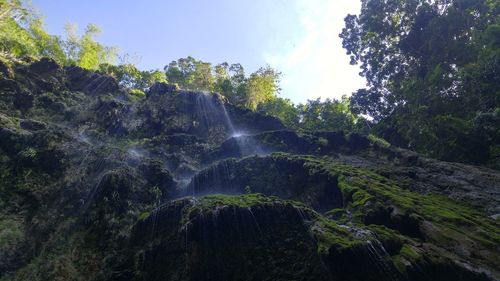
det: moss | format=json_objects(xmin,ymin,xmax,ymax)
[
  {"xmin": 392, "ymin": 255, "xmax": 407, "ymax": 273},
  {"xmin": 129, "ymin": 88, "xmax": 145, "ymax": 96},
  {"xmin": 366, "ymin": 224, "xmax": 402, "ymax": 244},
  {"xmin": 267, "ymin": 153, "xmax": 500, "ymax": 261},
  {"xmin": 138, "ymin": 211, "xmax": 150, "ymax": 221},
  {"xmin": 399, "ymin": 245, "xmax": 420, "ymax": 261},
  {"xmin": 1, "ymin": 60, "xmax": 499, "ymax": 279},
  {"xmin": 194, "ymin": 193, "xmax": 307, "ymax": 211},
  {"xmin": 324, "ymin": 208, "xmax": 346, "ymax": 220},
  {"xmin": 331, "ymin": 162, "xmax": 498, "ymax": 243},
  {"xmin": 351, "ymin": 189, "xmax": 373, "ymax": 207},
  {"xmin": 368, "ymin": 134, "xmax": 390, "ymax": 148},
  {"xmin": 169, "ymin": 193, "xmax": 361, "ymax": 257},
  {"xmin": 311, "ymin": 216, "xmax": 360, "ymax": 253},
  {"xmin": 18, "ymin": 147, "xmax": 37, "ymax": 160}
]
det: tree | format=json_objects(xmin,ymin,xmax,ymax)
[
  {"xmin": 257, "ymin": 97, "xmax": 299, "ymax": 129},
  {"xmin": 295, "ymin": 96, "xmax": 367, "ymax": 133},
  {"xmin": 341, "ymin": 0, "xmax": 500, "ymax": 166},
  {"xmin": 190, "ymin": 60, "xmax": 214, "ymax": 91},
  {"xmin": 99, "ymin": 63, "xmax": 167, "ymax": 91},
  {"xmin": 0, "ymin": 0, "xmax": 63, "ymax": 62},
  {"xmin": 64, "ymin": 23, "xmax": 118, "ymax": 70},
  {"xmin": 213, "ymin": 62, "xmax": 247, "ymax": 103},
  {"xmin": 164, "ymin": 56, "xmax": 214, "ymax": 90},
  {"xmin": 243, "ymin": 66, "xmax": 281, "ymax": 110},
  {"xmin": 341, "ymin": 0, "xmax": 495, "ymax": 118},
  {"xmin": 29, "ymin": 17, "xmax": 66, "ymax": 64},
  {"xmin": 164, "ymin": 58, "xmax": 282, "ymax": 111}
]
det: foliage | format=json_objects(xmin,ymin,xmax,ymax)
[
  {"xmin": 63, "ymin": 23, "xmax": 118, "ymax": 70},
  {"xmin": 99, "ymin": 63, "xmax": 167, "ymax": 91},
  {"xmin": 0, "ymin": 0, "xmax": 62, "ymax": 62},
  {"xmin": 296, "ymin": 96, "xmax": 368, "ymax": 133},
  {"xmin": 257, "ymin": 97, "xmax": 299, "ymax": 128},
  {"xmin": 0, "ymin": 1, "xmax": 365, "ymax": 137},
  {"xmin": 257, "ymin": 96, "xmax": 370, "ymax": 134},
  {"xmin": 213, "ymin": 62, "xmax": 246, "ymax": 103},
  {"xmin": 0, "ymin": 0, "xmax": 119, "ymax": 69},
  {"xmin": 164, "ymin": 57, "xmax": 282, "ymax": 111},
  {"xmin": 243, "ymin": 66, "xmax": 281, "ymax": 110},
  {"xmin": 341, "ymin": 0, "xmax": 500, "ymax": 166}
]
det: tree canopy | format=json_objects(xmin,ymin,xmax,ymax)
[
  {"xmin": 0, "ymin": 0, "xmax": 118, "ymax": 68},
  {"xmin": 164, "ymin": 57, "xmax": 281, "ymax": 111},
  {"xmin": 2, "ymin": 0, "xmax": 497, "ymax": 168},
  {"xmin": 341, "ymin": 0, "xmax": 500, "ymax": 167}
]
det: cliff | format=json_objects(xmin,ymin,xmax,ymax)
[{"xmin": 0, "ymin": 58, "xmax": 499, "ymax": 281}]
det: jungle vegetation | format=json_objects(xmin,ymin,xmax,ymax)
[{"xmin": 1, "ymin": 0, "xmax": 498, "ymax": 168}]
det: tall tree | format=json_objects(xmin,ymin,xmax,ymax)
[
  {"xmin": 64, "ymin": 23, "xmax": 118, "ymax": 70},
  {"xmin": 243, "ymin": 66, "xmax": 281, "ymax": 110},
  {"xmin": 341, "ymin": 0, "xmax": 500, "ymax": 166},
  {"xmin": 257, "ymin": 97, "xmax": 299, "ymax": 129},
  {"xmin": 0, "ymin": 0, "xmax": 63, "ymax": 62},
  {"xmin": 164, "ymin": 56, "xmax": 214, "ymax": 90}
]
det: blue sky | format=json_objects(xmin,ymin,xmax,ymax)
[{"xmin": 32, "ymin": 0, "xmax": 365, "ymax": 103}]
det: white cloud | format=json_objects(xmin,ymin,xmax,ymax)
[{"xmin": 264, "ymin": 0, "xmax": 365, "ymax": 104}]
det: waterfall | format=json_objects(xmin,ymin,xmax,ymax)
[
  {"xmin": 219, "ymin": 99, "xmax": 235, "ymax": 134},
  {"xmin": 186, "ymin": 160, "xmax": 235, "ymax": 196},
  {"xmin": 195, "ymin": 92, "xmax": 235, "ymax": 135},
  {"xmin": 231, "ymin": 134, "xmax": 266, "ymax": 157}
]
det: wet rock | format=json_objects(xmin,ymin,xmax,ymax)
[
  {"xmin": 130, "ymin": 195, "xmax": 331, "ymax": 281},
  {"xmin": 227, "ymin": 105, "xmax": 285, "ymax": 133},
  {"xmin": 188, "ymin": 155, "xmax": 343, "ymax": 212},
  {"xmin": 139, "ymin": 158, "xmax": 176, "ymax": 200},
  {"xmin": 65, "ymin": 66, "xmax": 119, "ymax": 95},
  {"xmin": 0, "ymin": 126, "xmax": 32, "ymax": 156},
  {"xmin": 0, "ymin": 60, "xmax": 14, "ymax": 78},
  {"xmin": 19, "ymin": 119, "xmax": 47, "ymax": 131},
  {"xmin": 363, "ymin": 203, "xmax": 424, "ymax": 239},
  {"xmin": 28, "ymin": 58, "xmax": 60, "ymax": 76},
  {"xmin": 12, "ymin": 89, "xmax": 34, "ymax": 111},
  {"xmin": 0, "ymin": 58, "xmax": 499, "ymax": 281},
  {"xmin": 346, "ymin": 132, "xmax": 371, "ymax": 150},
  {"xmin": 147, "ymin": 82, "xmax": 178, "ymax": 96}
]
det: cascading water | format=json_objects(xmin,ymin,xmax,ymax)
[
  {"xmin": 187, "ymin": 160, "xmax": 235, "ymax": 196},
  {"xmin": 231, "ymin": 133, "xmax": 266, "ymax": 157},
  {"xmin": 183, "ymin": 93, "xmax": 272, "ymax": 205},
  {"xmin": 195, "ymin": 92, "xmax": 235, "ymax": 136},
  {"xmin": 345, "ymin": 226, "xmax": 400, "ymax": 280},
  {"xmin": 365, "ymin": 240, "xmax": 400, "ymax": 281}
]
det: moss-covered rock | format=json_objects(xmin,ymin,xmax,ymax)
[
  {"xmin": 187, "ymin": 155, "xmax": 343, "ymax": 212},
  {"xmin": 128, "ymin": 194, "xmax": 403, "ymax": 281},
  {"xmin": 0, "ymin": 58, "xmax": 498, "ymax": 281}
]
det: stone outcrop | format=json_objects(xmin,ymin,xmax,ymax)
[{"xmin": 0, "ymin": 58, "xmax": 498, "ymax": 281}]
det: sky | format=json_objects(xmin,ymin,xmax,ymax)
[{"xmin": 32, "ymin": 0, "xmax": 365, "ymax": 104}]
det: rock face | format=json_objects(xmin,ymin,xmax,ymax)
[{"xmin": 0, "ymin": 59, "xmax": 499, "ymax": 281}]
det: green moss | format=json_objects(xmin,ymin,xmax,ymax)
[
  {"xmin": 399, "ymin": 245, "xmax": 420, "ymax": 260},
  {"xmin": 368, "ymin": 134, "xmax": 390, "ymax": 148},
  {"xmin": 267, "ymin": 153, "xmax": 500, "ymax": 255},
  {"xmin": 311, "ymin": 216, "xmax": 360, "ymax": 253},
  {"xmin": 392, "ymin": 255, "xmax": 407, "ymax": 273},
  {"xmin": 366, "ymin": 224, "xmax": 401, "ymax": 242},
  {"xmin": 324, "ymin": 208, "xmax": 346, "ymax": 220},
  {"xmin": 129, "ymin": 88, "xmax": 145, "ymax": 96},
  {"xmin": 194, "ymin": 193, "xmax": 307, "ymax": 210},
  {"xmin": 18, "ymin": 147, "xmax": 37, "ymax": 159},
  {"xmin": 138, "ymin": 211, "xmax": 150, "ymax": 221},
  {"xmin": 351, "ymin": 189, "xmax": 373, "ymax": 207}
]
